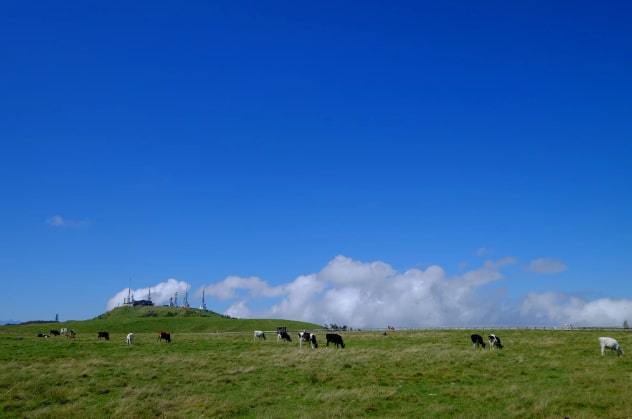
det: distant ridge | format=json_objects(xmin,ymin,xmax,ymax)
[{"xmin": 0, "ymin": 306, "xmax": 320, "ymax": 334}]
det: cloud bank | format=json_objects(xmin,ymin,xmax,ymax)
[
  {"xmin": 106, "ymin": 278, "xmax": 191, "ymax": 310},
  {"xmin": 521, "ymin": 293, "xmax": 632, "ymax": 326},
  {"xmin": 197, "ymin": 255, "xmax": 632, "ymax": 328}
]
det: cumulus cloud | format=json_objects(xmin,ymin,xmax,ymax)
[
  {"xmin": 200, "ymin": 255, "xmax": 514, "ymax": 327},
  {"xmin": 106, "ymin": 278, "xmax": 191, "ymax": 310},
  {"xmin": 225, "ymin": 301, "xmax": 251, "ymax": 318},
  {"xmin": 528, "ymin": 258, "xmax": 567, "ymax": 274},
  {"xmin": 46, "ymin": 214, "xmax": 89, "ymax": 228},
  {"xmin": 521, "ymin": 293, "xmax": 632, "ymax": 326},
  {"xmin": 191, "ymin": 255, "xmax": 631, "ymax": 327}
]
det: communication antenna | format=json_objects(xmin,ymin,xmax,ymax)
[
  {"xmin": 201, "ymin": 289, "xmax": 207, "ymax": 311},
  {"xmin": 174, "ymin": 292, "xmax": 178, "ymax": 307},
  {"xmin": 124, "ymin": 278, "xmax": 133, "ymax": 305},
  {"xmin": 184, "ymin": 287, "xmax": 189, "ymax": 308},
  {"xmin": 148, "ymin": 287, "xmax": 152, "ymax": 302}
]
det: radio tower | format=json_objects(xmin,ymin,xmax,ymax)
[
  {"xmin": 201, "ymin": 289, "xmax": 207, "ymax": 311},
  {"xmin": 174, "ymin": 292, "xmax": 178, "ymax": 307},
  {"xmin": 184, "ymin": 287, "xmax": 190, "ymax": 308}
]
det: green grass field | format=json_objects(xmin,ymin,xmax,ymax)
[{"xmin": 2, "ymin": 309, "xmax": 632, "ymax": 417}]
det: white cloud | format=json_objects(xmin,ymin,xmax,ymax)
[
  {"xmin": 142, "ymin": 255, "xmax": 630, "ymax": 328},
  {"xmin": 225, "ymin": 301, "xmax": 251, "ymax": 318},
  {"xmin": 46, "ymin": 214, "xmax": 89, "ymax": 228},
  {"xmin": 528, "ymin": 258, "xmax": 568, "ymax": 274},
  {"xmin": 201, "ymin": 255, "xmax": 513, "ymax": 328},
  {"xmin": 318, "ymin": 255, "xmax": 395, "ymax": 285},
  {"xmin": 106, "ymin": 278, "xmax": 191, "ymax": 310},
  {"xmin": 521, "ymin": 293, "xmax": 632, "ymax": 326}
]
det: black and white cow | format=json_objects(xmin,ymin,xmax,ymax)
[
  {"xmin": 253, "ymin": 330, "xmax": 266, "ymax": 341},
  {"xmin": 471, "ymin": 334, "xmax": 485, "ymax": 349},
  {"xmin": 277, "ymin": 330, "xmax": 292, "ymax": 343},
  {"xmin": 326, "ymin": 333, "xmax": 345, "ymax": 348},
  {"xmin": 98, "ymin": 331, "xmax": 110, "ymax": 341},
  {"xmin": 37, "ymin": 333, "xmax": 49, "ymax": 338},
  {"xmin": 298, "ymin": 331, "xmax": 318, "ymax": 349},
  {"xmin": 488, "ymin": 334, "xmax": 503, "ymax": 350},
  {"xmin": 49, "ymin": 329, "xmax": 60, "ymax": 336}
]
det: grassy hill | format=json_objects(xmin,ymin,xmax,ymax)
[{"xmin": 0, "ymin": 306, "xmax": 321, "ymax": 335}]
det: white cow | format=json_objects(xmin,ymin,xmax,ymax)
[
  {"xmin": 599, "ymin": 337, "xmax": 623, "ymax": 356},
  {"xmin": 253, "ymin": 330, "xmax": 266, "ymax": 341},
  {"xmin": 126, "ymin": 332, "xmax": 134, "ymax": 346}
]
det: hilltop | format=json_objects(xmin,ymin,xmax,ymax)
[{"xmin": 0, "ymin": 306, "xmax": 321, "ymax": 334}]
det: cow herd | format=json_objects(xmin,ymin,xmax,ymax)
[
  {"xmin": 252, "ymin": 329, "xmax": 345, "ymax": 349},
  {"xmin": 470, "ymin": 333, "xmax": 503, "ymax": 350},
  {"xmin": 34, "ymin": 328, "xmax": 625, "ymax": 357},
  {"xmin": 469, "ymin": 333, "xmax": 625, "ymax": 357},
  {"xmin": 37, "ymin": 328, "xmax": 76, "ymax": 339}
]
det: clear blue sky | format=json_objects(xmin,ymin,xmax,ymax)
[{"xmin": 1, "ymin": 1, "xmax": 631, "ymax": 322}]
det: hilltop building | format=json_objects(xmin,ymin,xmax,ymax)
[{"xmin": 123, "ymin": 286, "xmax": 154, "ymax": 307}]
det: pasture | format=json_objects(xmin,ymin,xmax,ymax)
[{"xmin": 2, "ymin": 328, "xmax": 632, "ymax": 418}]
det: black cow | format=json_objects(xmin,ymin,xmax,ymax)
[
  {"xmin": 37, "ymin": 333, "xmax": 49, "ymax": 338},
  {"xmin": 277, "ymin": 331, "xmax": 292, "ymax": 343},
  {"xmin": 158, "ymin": 331, "xmax": 171, "ymax": 343},
  {"xmin": 49, "ymin": 329, "xmax": 60, "ymax": 336},
  {"xmin": 326, "ymin": 333, "xmax": 345, "ymax": 348},
  {"xmin": 471, "ymin": 334, "xmax": 486, "ymax": 349},
  {"xmin": 98, "ymin": 331, "xmax": 110, "ymax": 341},
  {"xmin": 488, "ymin": 334, "xmax": 503, "ymax": 350}
]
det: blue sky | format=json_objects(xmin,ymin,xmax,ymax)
[{"xmin": 1, "ymin": 1, "xmax": 631, "ymax": 324}]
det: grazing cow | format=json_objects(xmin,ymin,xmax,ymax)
[
  {"xmin": 488, "ymin": 334, "xmax": 503, "ymax": 350},
  {"xmin": 49, "ymin": 329, "xmax": 60, "ymax": 336},
  {"xmin": 126, "ymin": 333, "xmax": 134, "ymax": 345},
  {"xmin": 158, "ymin": 331, "xmax": 171, "ymax": 343},
  {"xmin": 471, "ymin": 334, "xmax": 486, "ymax": 349},
  {"xmin": 298, "ymin": 331, "xmax": 318, "ymax": 349},
  {"xmin": 599, "ymin": 337, "xmax": 624, "ymax": 356},
  {"xmin": 65, "ymin": 329, "xmax": 76, "ymax": 339},
  {"xmin": 326, "ymin": 333, "xmax": 345, "ymax": 348},
  {"xmin": 97, "ymin": 331, "xmax": 110, "ymax": 341},
  {"xmin": 60, "ymin": 328, "xmax": 68, "ymax": 335},
  {"xmin": 37, "ymin": 333, "xmax": 49, "ymax": 338},
  {"xmin": 253, "ymin": 330, "xmax": 266, "ymax": 341},
  {"xmin": 277, "ymin": 330, "xmax": 292, "ymax": 343}
]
